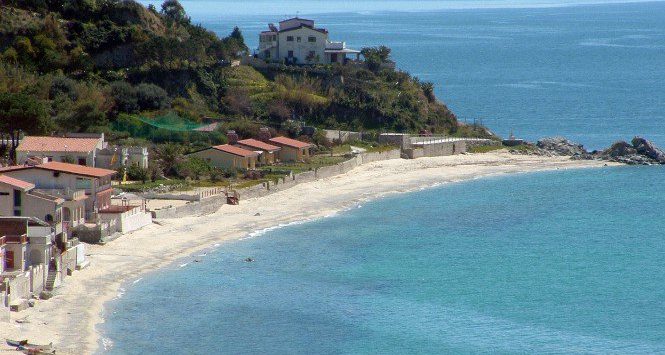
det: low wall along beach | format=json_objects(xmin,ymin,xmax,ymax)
[{"xmin": 150, "ymin": 149, "xmax": 402, "ymax": 219}]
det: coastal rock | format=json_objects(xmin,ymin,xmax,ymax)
[
  {"xmin": 600, "ymin": 138, "xmax": 665, "ymax": 165},
  {"xmin": 632, "ymin": 137, "xmax": 665, "ymax": 163},
  {"xmin": 536, "ymin": 137, "xmax": 589, "ymax": 157}
]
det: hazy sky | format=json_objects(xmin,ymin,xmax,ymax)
[{"xmin": 139, "ymin": 0, "xmax": 663, "ymax": 17}]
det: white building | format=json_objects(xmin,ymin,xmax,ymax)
[{"xmin": 257, "ymin": 17, "xmax": 360, "ymax": 65}]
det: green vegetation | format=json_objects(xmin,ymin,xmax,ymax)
[
  {"xmin": 1, "ymin": 0, "xmax": 495, "ymax": 188},
  {"xmin": 468, "ymin": 145, "xmax": 506, "ymax": 154}
]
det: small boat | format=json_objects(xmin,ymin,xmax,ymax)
[{"xmin": 6, "ymin": 339, "xmax": 28, "ymax": 348}]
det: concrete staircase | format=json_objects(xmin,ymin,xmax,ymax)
[{"xmin": 45, "ymin": 269, "xmax": 58, "ymax": 291}]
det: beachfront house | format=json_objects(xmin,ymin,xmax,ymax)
[
  {"xmin": 0, "ymin": 216, "xmax": 83, "ymax": 310},
  {"xmin": 16, "ymin": 135, "xmax": 104, "ymax": 167},
  {"xmin": 236, "ymin": 139, "xmax": 281, "ymax": 165},
  {"xmin": 0, "ymin": 161, "xmax": 115, "ymax": 223},
  {"xmin": 268, "ymin": 136, "xmax": 314, "ymax": 162},
  {"xmin": 15, "ymin": 134, "xmax": 149, "ymax": 170},
  {"xmin": 188, "ymin": 144, "xmax": 259, "ymax": 170},
  {"xmin": 257, "ymin": 17, "xmax": 360, "ymax": 65},
  {"xmin": 0, "ymin": 175, "xmax": 68, "ymax": 238}
]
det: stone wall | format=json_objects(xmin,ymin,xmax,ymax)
[
  {"xmin": 465, "ymin": 139, "xmax": 501, "ymax": 150},
  {"xmin": 403, "ymin": 148, "xmax": 424, "ymax": 159},
  {"xmin": 154, "ymin": 149, "xmax": 402, "ymax": 219}
]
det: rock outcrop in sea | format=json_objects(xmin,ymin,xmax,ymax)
[{"xmin": 510, "ymin": 136, "xmax": 665, "ymax": 165}]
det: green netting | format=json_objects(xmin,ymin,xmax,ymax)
[{"xmin": 136, "ymin": 112, "xmax": 207, "ymax": 132}]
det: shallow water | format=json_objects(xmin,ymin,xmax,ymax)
[{"xmin": 102, "ymin": 167, "xmax": 665, "ymax": 354}]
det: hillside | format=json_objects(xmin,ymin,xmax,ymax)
[{"xmin": 0, "ymin": 0, "xmax": 488, "ymax": 158}]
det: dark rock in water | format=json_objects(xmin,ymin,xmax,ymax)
[
  {"xmin": 600, "ymin": 138, "xmax": 665, "ymax": 165},
  {"xmin": 244, "ymin": 257, "xmax": 254, "ymax": 263},
  {"xmin": 536, "ymin": 137, "xmax": 589, "ymax": 156},
  {"xmin": 632, "ymin": 137, "xmax": 665, "ymax": 163},
  {"xmin": 604, "ymin": 141, "xmax": 637, "ymax": 157}
]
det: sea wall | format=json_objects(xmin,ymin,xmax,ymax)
[{"xmin": 153, "ymin": 149, "xmax": 402, "ymax": 219}]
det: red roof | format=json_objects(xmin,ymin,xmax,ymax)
[
  {"xmin": 237, "ymin": 139, "xmax": 281, "ymax": 152},
  {"xmin": 268, "ymin": 136, "xmax": 314, "ymax": 149},
  {"xmin": 17, "ymin": 136, "xmax": 102, "ymax": 153},
  {"xmin": 0, "ymin": 165, "xmax": 29, "ymax": 173},
  {"xmin": 211, "ymin": 144, "xmax": 258, "ymax": 158},
  {"xmin": 0, "ymin": 175, "xmax": 34, "ymax": 191},
  {"xmin": 37, "ymin": 162, "xmax": 116, "ymax": 178}
]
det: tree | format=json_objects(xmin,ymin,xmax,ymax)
[
  {"xmin": 361, "ymin": 46, "xmax": 392, "ymax": 72},
  {"xmin": 0, "ymin": 92, "xmax": 50, "ymax": 162},
  {"xmin": 421, "ymin": 81, "xmax": 436, "ymax": 103},
  {"xmin": 230, "ymin": 26, "xmax": 244, "ymax": 43},
  {"xmin": 154, "ymin": 143, "xmax": 184, "ymax": 177},
  {"xmin": 161, "ymin": 0, "xmax": 189, "ymax": 24}
]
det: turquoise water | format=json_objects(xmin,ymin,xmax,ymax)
[
  {"xmin": 106, "ymin": 2, "xmax": 665, "ymax": 353},
  {"xmin": 103, "ymin": 167, "xmax": 665, "ymax": 354},
  {"xmin": 140, "ymin": 0, "xmax": 665, "ymax": 149}
]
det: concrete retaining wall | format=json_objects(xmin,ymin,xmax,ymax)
[
  {"xmin": 7, "ymin": 272, "xmax": 30, "ymax": 303},
  {"xmin": 416, "ymin": 141, "xmax": 466, "ymax": 157},
  {"xmin": 29, "ymin": 264, "xmax": 45, "ymax": 294},
  {"xmin": 0, "ymin": 288, "xmax": 8, "ymax": 322}
]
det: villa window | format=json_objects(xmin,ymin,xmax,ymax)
[
  {"xmin": 308, "ymin": 36, "xmax": 316, "ymax": 42},
  {"xmin": 287, "ymin": 36, "xmax": 294, "ymax": 42},
  {"xmin": 288, "ymin": 50, "xmax": 294, "ymax": 58},
  {"xmin": 297, "ymin": 37, "xmax": 301, "ymax": 42},
  {"xmin": 13, "ymin": 189, "xmax": 21, "ymax": 207}
]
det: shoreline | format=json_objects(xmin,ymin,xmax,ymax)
[{"xmin": 0, "ymin": 152, "xmax": 619, "ymax": 354}]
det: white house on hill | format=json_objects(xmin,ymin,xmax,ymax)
[{"xmin": 257, "ymin": 17, "xmax": 360, "ymax": 65}]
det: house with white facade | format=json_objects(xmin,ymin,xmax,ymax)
[
  {"xmin": 257, "ymin": 17, "xmax": 360, "ymax": 65},
  {"xmin": 15, "ymin": 134, "xmax": 148, "ymax": 170}
]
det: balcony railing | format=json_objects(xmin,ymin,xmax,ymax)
[
  {"xmin": 33, "ymin": 188, "xmax": 86, "ymax": 201},
  {"xmin": 5, "ymin": 234, "xmax": 28, "ymax": 244}
]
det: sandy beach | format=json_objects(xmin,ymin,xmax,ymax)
[{"xmin": 0, "ymin": 152, "xmax": 617, "ymax": 354}]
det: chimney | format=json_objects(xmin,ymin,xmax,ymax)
[
  {"xmin": 227, "ymin": 130, "xmax": 239, "ymax": 145},
  {"xmin": 258, "ymin": 127, "xmax": 271, "ymax": 142}
]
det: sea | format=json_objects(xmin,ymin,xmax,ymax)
[{"xmin": 105, "ymin": 1, "xmax": 665, "ymax": 354}]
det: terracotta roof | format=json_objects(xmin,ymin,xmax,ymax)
[
  {"xmin": 0, "ymin": 175, "xmax": 34, "ymax": 191},
  {"xmin": 0, "ymin": 165, "xmax": 29, "ymax": 173},
  {"xmin": 268, "ymin": 136, "xmax": 314, "ymax": 149},
  {"xmin": 237, "ymin": 139, "xmax": 281, "ymax": 152},
  {"xmin": 17, "ymin": 136, "xmax": 101, "ymax": 153},
  {"xmin": 211, "ymin": 144, "xmax": 258, "ymax": 158},
  {"xmin": 36, "ymin": 162, "xmax": 116, "ymax": 178}
]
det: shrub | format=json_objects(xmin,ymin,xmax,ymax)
[
  {"xmin": 126, "ymin": 163, "xmax": 150, "ymax": 183},
  {"xmin": 109, "ymin": 81, "xmax": 138, "ymax": 113},
  {"xmin": 136, "ymin": 83, "xmax": 170, "ymax": 110}
]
